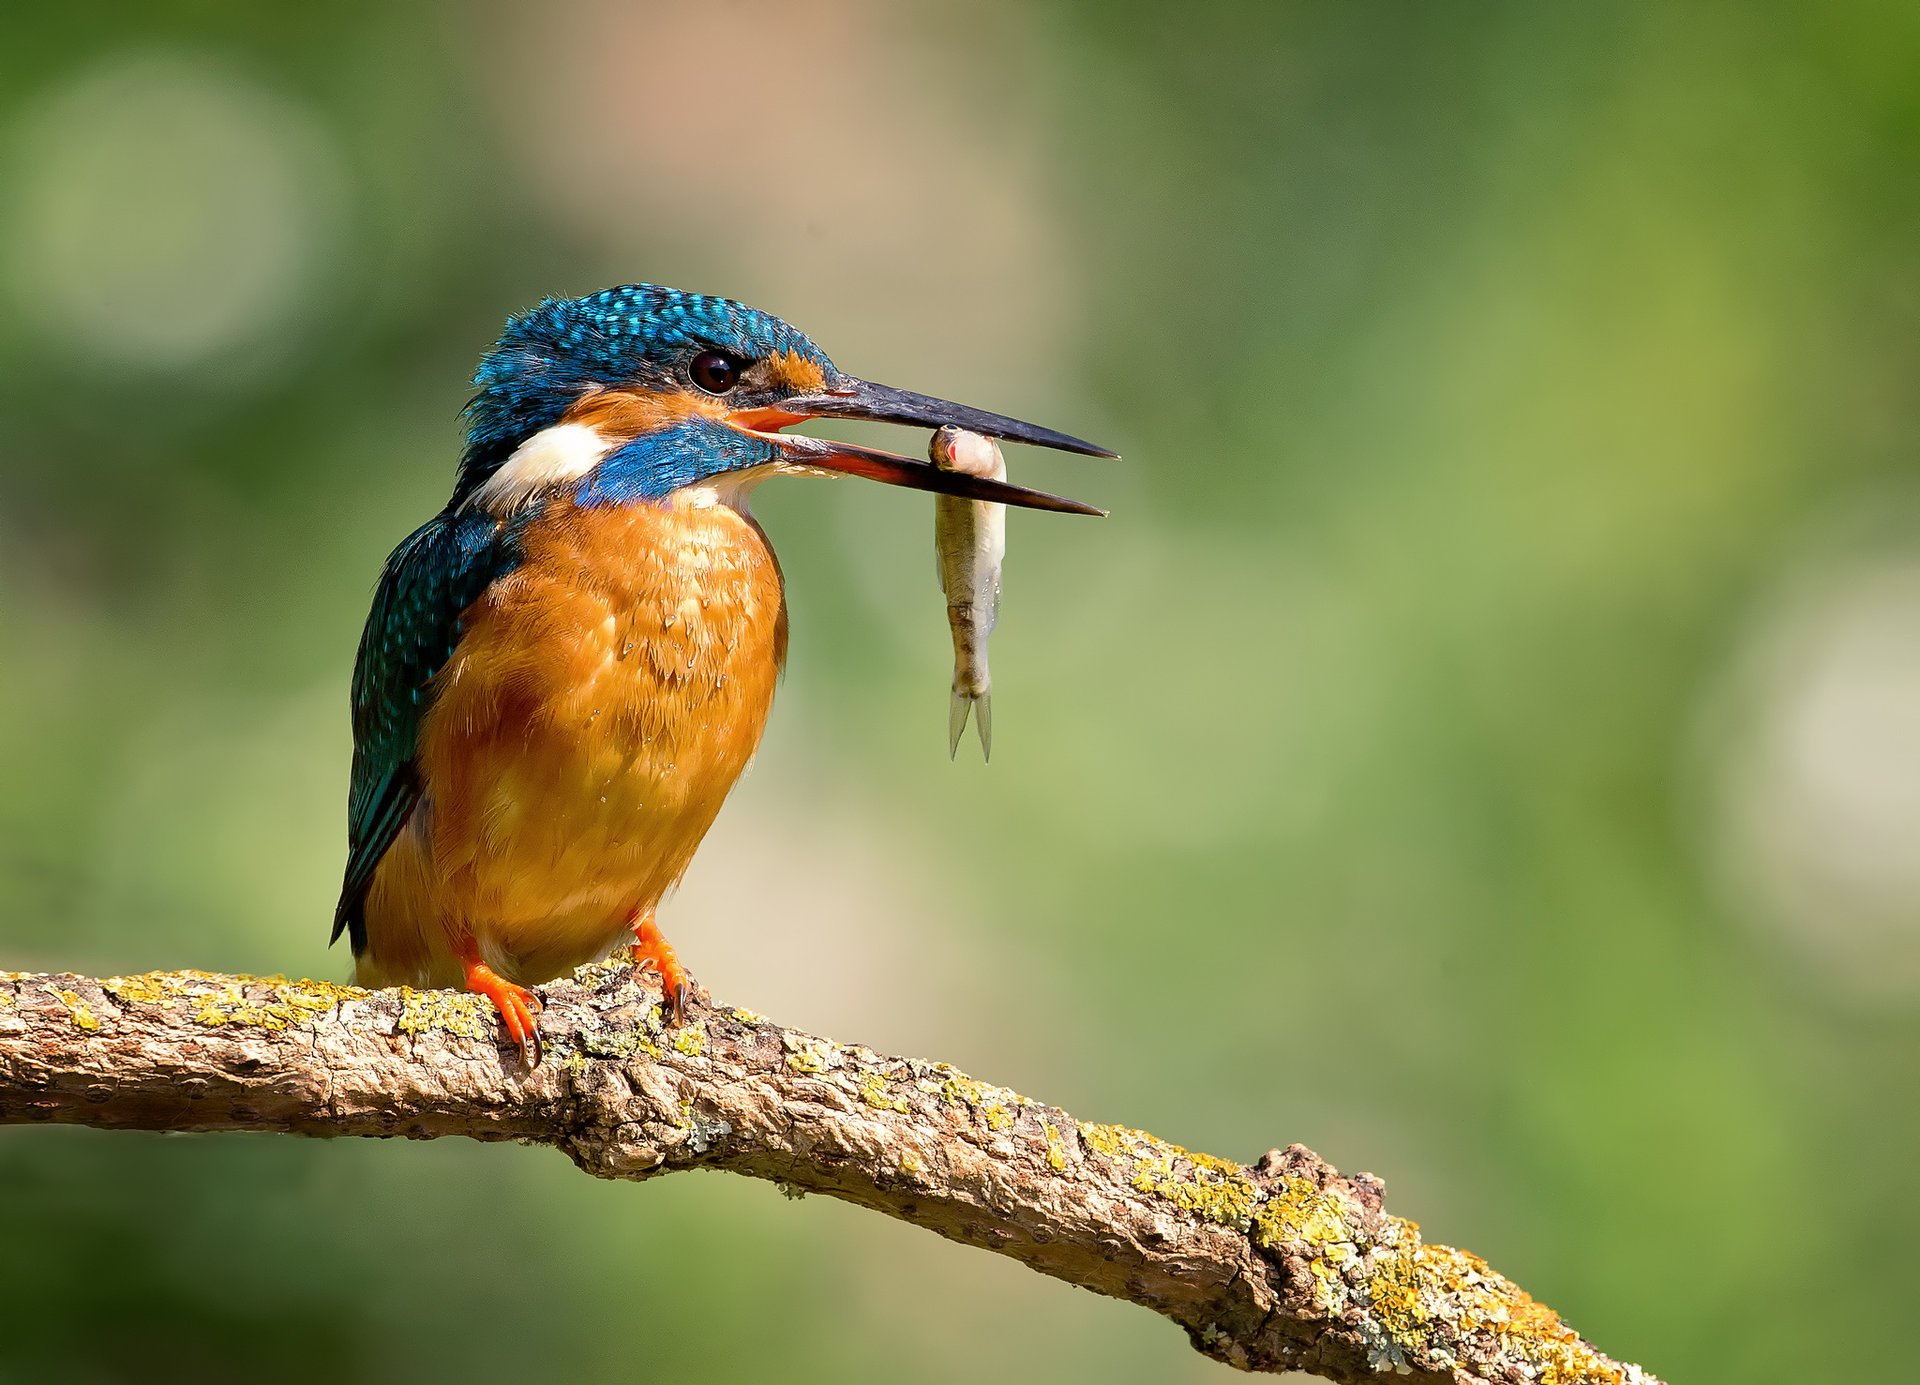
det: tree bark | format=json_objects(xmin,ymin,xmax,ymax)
[{"xmin": 0, "ymin": 965, "xmax": 1657, "ymax": 1384}]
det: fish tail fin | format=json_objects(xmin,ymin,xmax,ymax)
[
  {"xmin": 948, "ymin": 688, "xmax": 973, "ymax": 759},
  {"xmin": 975, "ymin": 691, "xmax": 992, "ymax": 761}
]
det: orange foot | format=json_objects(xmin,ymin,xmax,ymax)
[
  {"xmin": 461, "ymin": 954, "xmax": 542, "ymax": 1064},
  {"xmin": 629, "ymin": 911, "xmax": 692, "ymax": 1024}
]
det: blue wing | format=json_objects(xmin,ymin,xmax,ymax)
[{"xmin": 332, "ymin": 508, "xmax": 515, "ymax": 953}]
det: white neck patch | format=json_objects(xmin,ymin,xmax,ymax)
[
  {"xmin": 466, "ymin": 423, "xmax": 613, "ymax": 516},
  {"xmin": 677, "ymin": 463, "xmax": 781, "ymax": 517}
]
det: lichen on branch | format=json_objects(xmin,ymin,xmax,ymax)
[{"xmin": 0, "ymin": 965, "xmax": 1659, "ymax": 1385}]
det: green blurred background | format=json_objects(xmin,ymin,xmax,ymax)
[{"xmin": 3, "ymin": 2, "xmax": 1917, "ymax": 1380}]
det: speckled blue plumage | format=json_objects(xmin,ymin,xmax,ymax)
[
  {"xmin": 577, "ymin": 422, "xmax": 780, "ymax": 507},
  {"xmin": 458, "ymin": 284, "xmax": 831, "ymax": 503},
  {"xmin": 336, "ymin": 285, "xmax": 830, "ymax": 948}
]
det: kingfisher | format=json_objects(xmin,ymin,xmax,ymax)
[{"xmin": 332, "ymin": 284, "xmax": 1111, "ymax": 1059}]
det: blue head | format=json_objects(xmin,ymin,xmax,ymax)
[{"xmin": 455, "ymin": 284, "xmax": 1114, "ymax": 519}]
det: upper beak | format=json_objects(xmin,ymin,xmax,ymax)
[{"xmin": 754, "ymin": 374, "xmax": 1115, "ymax": 516}]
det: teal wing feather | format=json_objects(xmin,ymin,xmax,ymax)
[{"xmin": 332, "ymin": 509, "xmax": 515, "ymax": 953}]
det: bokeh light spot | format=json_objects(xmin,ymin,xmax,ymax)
[
  {"xmin": 2, "ymin": 49, "xmax": 347, "ymax": 375},
  {"xmin": 1705, "ymin": 531, "xmax": 1920, "ymax": 1005}
]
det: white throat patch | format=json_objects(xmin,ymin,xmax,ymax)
[
  {"xmin": 466, "ymin": 423, "xmax": 613, "ymax": 516},
  {"xmin": 677, "ymin": 463, "xmax": 781, "ymax": 517}
]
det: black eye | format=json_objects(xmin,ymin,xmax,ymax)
[{"xmin": 690, "ymin": 350, "xmax": 742, "ymax": 394}]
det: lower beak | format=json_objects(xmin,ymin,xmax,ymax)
[
  {"xmin": 755, "ymin": 374, "xmax": 1115, "ymax": 516},
  {"xmin": 769, "ymin": 433, "xmax": 1105, "ymax": 515}
]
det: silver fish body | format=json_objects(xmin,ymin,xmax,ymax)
[{"xmin": 929, "ymin": 425, "xmax": 1005, "ymax": 759}]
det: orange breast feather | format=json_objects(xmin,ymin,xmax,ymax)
[{"xmin": 357, "ymin": 493, "xmax": 787, "ymax": 988}]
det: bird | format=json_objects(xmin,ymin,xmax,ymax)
[{"xmin": 332, "ymin": 284, "xmax": 1112, "ymax": 1060}]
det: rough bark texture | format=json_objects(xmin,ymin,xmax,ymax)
[{"xmin": 0, "ymin": 966, "xmax": 1658, "ymax": 1384}]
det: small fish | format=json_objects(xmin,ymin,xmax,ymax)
[{"xmin": 929, "ymin": 425, "xmax": 1006, "ymax": 760}]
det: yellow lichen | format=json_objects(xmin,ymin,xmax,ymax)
[
  {"xmin": 1249, "ymin": 1177, "xmax": 1361, "ymax": 1310},
  {"xmin": 187, "ymin": 977, "xmax": 356, "ymax": 1031},
  {"xmin": 48, "ymin": 988, "xmax": 100, "ymax": 1031},
  {"xmin": 100, "ymin": 974, "xmax": 169, "ymax": 1005},
  {"xmin": 933, "ymin": 1069, "xmax": 986, "ymax": 1106},
  {"xmin": 1132, "ymin": 1150, "xmax": 1256, "ymax": 1229},
  {"xmin": 899, "ymin": 1150, "xmax": 925, "ymax": 1175},
  {"xmin": 1042, "ymin": 1121, "xmax": 1066, "ymax": 1172},
  {"xmin": 579, "ymin": 1024, "xmax": 659, "ymax": 1061},
  {"xmin": 858, "ymin": 1072, "xmax": 910, "ymax": 1114},
  {"xmin": 570, "ymin": 959, "xmax": 626, "ymax": 986},
  {"xmin": 1078, "ymin": 1123, "xmax": 1256, "ymax": 1229},
  {"xmin": 88, "ymin": 971, "xmax": 365, "ymax": 1031},
  {"xmin": 670, "ymin": 1021, "xmax": 707, "ymax": 1057},
  {"xmin": 729, "ymin": 1006, "xmax": 764, "ymax": 1024},
  {"xmin": 395, "ymin": 987, "xmax": 493, "ymax": 1040},
  {"xmin": 1250, "ymin": 1175, "xmax": 1354, "ymax": 1256},
  {"xmin": 1077, "ymin": 1121, "xmax": 1150, "ymax": 1161},
  {"xmin": 925, "ymin": 1065, "xmax": 1025, "ymax": 1133},
  {"xmin": 1358, "ymin": 1223, "xmax": 1626, "ymax": 1384},
  {"xmin": 1245, "ymin": 1181, "xmax": 1625, "ymax": 1383},
  {"xmin": 783, "ymin": 1034, "xmax": 837, "ymax": 1075}
]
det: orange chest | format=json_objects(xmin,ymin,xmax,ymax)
[
  {"xmin": 411, "ymin": 494, "xmax": 788, "ymax": 933},
  {"xmin": 446, "ymin": 492, "xmax": 788, "ymax": 746}
]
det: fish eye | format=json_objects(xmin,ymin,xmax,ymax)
[{"xmin": 690, "ymin": 350, "xmax": 743, "ymax": 394}]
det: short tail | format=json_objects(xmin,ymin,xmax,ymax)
[{"xmin": 948, "ymin": 689, "xmax": 992, "ymax": 761}]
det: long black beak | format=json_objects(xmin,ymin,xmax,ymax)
[
  {"xmin": 766, "ymin": 374, "xmax": 1114, "ymax": 515},
  {"xmin": 783, "ymin": 377, "xmax": 1119, "ymax": 459}
]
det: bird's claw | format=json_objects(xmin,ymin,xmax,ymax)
[
  {"xmin": 462, "ymin": 957, "xmax": 543, "ymax": 1065},
  {"xmin": 630, "ymin": 912, "xmax": 693, "ymax": 1025}
]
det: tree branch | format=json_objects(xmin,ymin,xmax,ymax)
[{"xmin": 0, "ymin": 966, "xmax": 1656, "ymax": 1384}]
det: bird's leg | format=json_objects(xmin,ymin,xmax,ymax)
[
  {"xmin": 629, "ymin": 909, "xmax": 691, "ymax": 1024},
  {"xmin": 456, "ymin": 946, "xmax": 542, "ymax": 1064}
]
